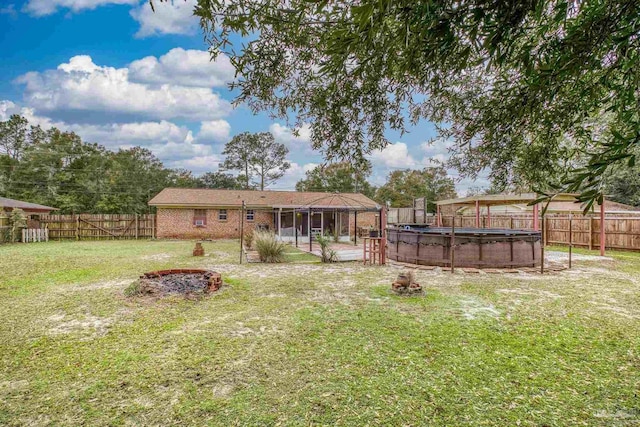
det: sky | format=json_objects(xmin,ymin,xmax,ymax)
[{"xmin": 0, "ymin": 0, "xmax": 489, "ymax": 194}]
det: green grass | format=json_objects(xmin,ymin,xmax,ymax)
[{"xmin": 1, "ymin": 241, "xmax": 639, "ymax": 426}]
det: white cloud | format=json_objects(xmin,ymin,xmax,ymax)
[
  {"xmin": 68, "ymin": 120, "xmax": 193, "ymax": 148},
  {"xmin": 269, "ymin": 161, "xmax": 317, "ymax": 190},
  {"xmin": 269, "ymin": 123, "xmax": 312, "ymax": 148},
  {"xmin": 24, "ymin": 0, "xmax": 137, "ymax": 16},
  {"xmin": 456, "ymin": 174, "xmax": 491, "ymax": 196},
  {"xmin": 369, "ymin": 142, "xmax": 416, "ymax": 168},
  {"xmin": 1, "ymin": 100, "xmax": 219, "ymax": 168},
  {"xmin": 1, "ymin": 4, "xmax": 18, "ymax": 18},
  {"xmin": 130, "ymin": 0, "xmax": 198, "ymax": 38},
  {"xmin": 198, "ymin": 120, "xmax": 231, "ymax": 143},
  {"xmin": 15, "ymin": 55, "xmax": 231, "ymax": 122},
  {"xmin": 166, "ymin": 155, "xmax": 223, "ymax": 174},
  {"xmin": 420, "ymin": 138, "xmax": 454, "ymax": 165},
  {"xmin": 0, "ymin": 100, "xmax": 18, "ymax": 121},
  {"xmin": 129, "ymin": 48, "xmax": 235, "ymax": 88},
  {"xmin": 59, "ymin": 121, "xmax": 218, "ymax": 162}
]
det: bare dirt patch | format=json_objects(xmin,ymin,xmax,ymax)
[
  {"xmin": 545, "ymin": 251, "xmax": 614, "ymax": 263},
  {"xmin": 47, "ymin": 313, "xmax": 115, "ymax": 339},
  {"xmin": 457, "ymin": 297, "xmax": 501, "ymax": 320},
  {"xmin": 140, "ymin": 253, "xmax": 173, "ymax": 261}
]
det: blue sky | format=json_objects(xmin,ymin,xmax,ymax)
[{"xmin": 0, "ymin": 0, "xmax": 487, "ymax": 193}]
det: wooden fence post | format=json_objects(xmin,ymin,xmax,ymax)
[
  {"xmin": 450, "ymin": 216, "xmax": 456, "ymax": 274},
  {"xmin": 588, "ymin": 216, "xmax": 593, "ymax": 250},
  {"xmin": 75, "ymin": 214, "xmax": 80, "ymax": 241},
  {"xmin": 135, "ymin": 214, "xmax": 139, "ymax": 240},
  {"xmin": 540, "ymin": 216, "xmax": 545, "ymax": 274},
  {"xmin": 239, "ymin": 201, "xmax": 245, "ymax": 264},
  {"xmin": 568, "ymin": 214, "xmax": 573, "ymax": 269}
]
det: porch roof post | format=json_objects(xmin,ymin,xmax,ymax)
[
  {"xmin": 475, "ymin": 200, "xmax": 480, "ymax": 228},
  {"xmin": 308, "ymin": 208, "xmax": 312, "ymax": 251},
  {"xmin": 533, "ymin": 203, "xmax": 539, "ymax": 231}
]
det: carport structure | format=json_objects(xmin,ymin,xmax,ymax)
[{"xmin": 435, "ymin": 193, "xmax": 607, "ymax": 256}]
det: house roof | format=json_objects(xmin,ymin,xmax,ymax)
[
  {"xmin": 148, "ymin": 188, "xmax": 381, "ymax": 210},
  {"xmin": 0, "ymin": 197, "xmax": 57, "ymax": 213}
]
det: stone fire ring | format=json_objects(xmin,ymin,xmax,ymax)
[{"xmin": 141, "ymin": 269, "xmax": 222, "ymax": 293}]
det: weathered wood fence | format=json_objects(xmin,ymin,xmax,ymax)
[
  {"xmin": 0, "ymin": 214, "xmax": 8, "ymax": 243},
  {"xmin": 438, "ymin": 215, "xmax": 535, "ymax": 230},
  {"xmin": 388, "ymin": 213, "xmax": 640, "ymax": 252},
  {"xmin": 545, "ymin": 216, "xmax": 640, "ymax": 251},
  {"xmin": 39, "ymin": 214, "xmax": 156, "ymax": 240},
  {"xmin": 387, "ymin": 198, "xmax": 430, "ymax": 224}
]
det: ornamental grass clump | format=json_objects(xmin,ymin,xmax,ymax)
[
  {"xmin": 254, "ymin": 231, "xmax": 286, "ymax": 263},
  {"xmin": 315, "ymin": 233, "xmax": 338, "ymax": 263}
]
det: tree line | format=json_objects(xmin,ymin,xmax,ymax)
[{"xmin": 0, "ymin": 115, "xmax": 249, "ymax": 214}]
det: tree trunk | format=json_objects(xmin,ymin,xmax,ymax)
[
  {"xmin": 261, "ymin": 168, "xmax": 264, "ymax": 191},
  {"xmin": 245, "ymin": 160, "xmax": 249, "ymax": 189}
]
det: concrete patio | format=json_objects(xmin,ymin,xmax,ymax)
[{"xmin": 296, "ymin": 242, "xmax": 364, "ymax": 262}]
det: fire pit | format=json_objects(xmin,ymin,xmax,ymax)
[{"xmin": 135, "ymin": 269, "xmax": 222, "ymax": 295}]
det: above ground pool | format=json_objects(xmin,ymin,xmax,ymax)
[{"xmin": 387, "ymin": 226, "xmax": 542, "ymax": 268}]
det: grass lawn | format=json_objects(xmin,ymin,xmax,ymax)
[{"xmin": 1, "ymin": 240, "xmax": 639, "ymax": 426}]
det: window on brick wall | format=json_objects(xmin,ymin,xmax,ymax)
[
  {"xmin": 218, "ymin": 209, "xmax": 227, "ymax": 221},
  {"xmin": 193, "ymin": 209, "xmax": 207, "ymax": 226},
  {"xmin": 246, "ymin": 209, "xmax": 255, "ymax": 221}
]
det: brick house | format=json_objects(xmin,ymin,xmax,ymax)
[{"xmin": 148, "ymin": 188, "xmax": 382, "ymax": 241}]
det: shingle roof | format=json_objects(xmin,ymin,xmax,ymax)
[
  {"xmin": 148, "ymin": 188, "xmax": 380, "ymax": 210},
  {"xmin": 0, "ymin": 197, "xmax": 57, "ymax": 212}
]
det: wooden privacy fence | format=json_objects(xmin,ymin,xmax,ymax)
[
  {"xmin": 39, "ymin": 214, "xmax": 156, "ymax": 240},
  {"xmin": 0, "ymin": 214, "xmax": 8, "ymax": 243},
  {"xmin": 387, "ymin": 198, "xmax": 431, "ymax": 224},
  {"xmin": 545, "ymin": 216, "xmax": 640, "ymax": 251},
  {"xmin": 387, "ymin": 209, "xmax": 436, "ymax": 225},
  {"xmin": 439, "ymin": 215, "xmax": 536, "ymax": 230}
]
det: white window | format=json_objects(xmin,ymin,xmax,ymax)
[
  {"xmin": 246, "ymin": 209, "xmax": 255, "ymax": 221},
  {"xmin": 218, "ymin": 209, "xmax": 227, "ymax": 221}
]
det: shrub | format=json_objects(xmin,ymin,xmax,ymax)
[
  {"xmin": 315, "ymin": 233, "xmax": 338, "ymax": 263},
  {"xmin": 254, "ymin": 231, "xmax": 286, "ymax": 263},
  {"xmin": 244, "ymin": 230, "xmax": 254, "ymax": 249},
  {"xmin": 9, "ymin": 208, "xmax": 27, "ymax": 243},
  {"xmin": 124, "ymin": 281, "xmax": 145, "ymax": 297}
]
